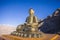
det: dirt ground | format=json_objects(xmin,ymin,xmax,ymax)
[{"xmin": 0, "ymin": 34, "xmax": 60, "ymax": 40}]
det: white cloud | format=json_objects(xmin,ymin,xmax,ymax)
[{"xmin": 0, "ymin": 24, "xmax": 16, "ymax": 35}]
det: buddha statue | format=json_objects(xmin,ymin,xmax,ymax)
[
  {"xmin": 25, "ymin": 8, "xmax": 38, "ymax": 28},
  {"xmin": 11, "ymin": 8, "xmax": 43, "ymax": 38},
  {"xmin": 24, "ymin": 8, "xmax": 39, "ymax": 32}
]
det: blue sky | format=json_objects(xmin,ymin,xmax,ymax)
[{"xmin": 0, "ymin": 0, "xmax": 60, "ymax": 26}]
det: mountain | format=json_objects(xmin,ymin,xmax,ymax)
[
  {"xmin": 39, "ymin": 8, "xmax": 60, "ymax": 34},
  {"xmin": 0, "ymin": 24, "xmax": 16, "ymax": 35}
]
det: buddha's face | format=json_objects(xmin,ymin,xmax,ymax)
[{"xmin": 29, "ymin": 9, "xmax": 34, "ymax": 16}]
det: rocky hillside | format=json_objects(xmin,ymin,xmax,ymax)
[{"xmin": 39, "ymin": 8, "xmax": 60, "ymax": 34}]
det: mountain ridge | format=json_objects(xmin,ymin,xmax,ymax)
[{"xmin": 39, "ymin": 8, "xmax": 60, "ymax": 34}]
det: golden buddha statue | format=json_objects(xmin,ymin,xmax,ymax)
[
  {"xmin": 25, "ymin": 8, "xmax": 39, "ymax": 32},
  {"xmin": 25, "ymin": 8, "xmax": 38, "ymax": 28},
  {"xmin": 11, "ymin": 8, "xmax": 43, "ymax": 38}
]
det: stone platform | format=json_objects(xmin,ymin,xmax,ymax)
[{"xmin": 11, "ymin": 31, "xmax": 43, "ymax": 38}]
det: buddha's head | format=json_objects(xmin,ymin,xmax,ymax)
[{"xmin": 29, "ymin": 8, "xmax": 34, "ymax": 16}]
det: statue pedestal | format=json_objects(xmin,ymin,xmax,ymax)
[
  {"xmin": 11, "ymin": 31, "xmax": 43, "ymax": 38},
  {"xmin": 2, "ymin": 35, "xmax": 46, "ymax": 40}
]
